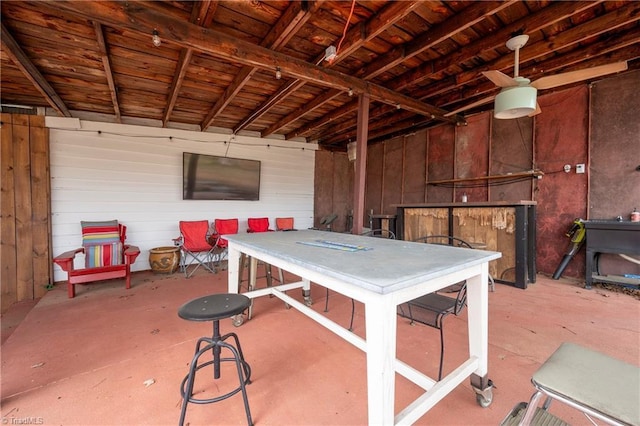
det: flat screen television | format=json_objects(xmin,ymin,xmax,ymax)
[{"xmin": 183, "ymin": 152, "xmax": 261, "ymax": 200}]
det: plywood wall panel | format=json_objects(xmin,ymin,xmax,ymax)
[
  {"xmin": 365, "ymin": 143, "xmax": 384, "ymax": 223},
  {"xmin": 382, "ymin": 137, "xmax": 403, "ymax": 215},
  {"xmin": 402, "ymin": 130, "xmax": 427, "ymax": 204},
  {"xmin": 535, "ymin": 86, "xmax": 589, "ymax": 277},
  {"xmin": 332, "ymin": 152, "xmax": 352, "ymax": 232},
  {"xmin": 426, "ymin": 125, "xmax": 454, "ymax": 202},
  {"xmin": 490, "ymin": 117, "xmax": 533, "ymax": 201},
  {"xmin": 314, "ymin": 150, "xmax": 334, "ymax": 229},
  {"xmin": 589, "ymin": 69, "xmax": 640, "ymax": 277},
  {"xmin": 456, "ymin": 113, "xmax": 490, "ymax": 203}
]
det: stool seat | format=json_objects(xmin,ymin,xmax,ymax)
[{"xmin": 178, "ymin": 293, "xmax": 250, "ymax": 322}]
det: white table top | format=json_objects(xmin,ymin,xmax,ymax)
[{"xmin": 225, "ymin": 230, "xmax": 501, "ymax": 295}]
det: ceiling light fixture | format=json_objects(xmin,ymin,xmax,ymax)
[
  {"xmin": 324, "ymin": 45, "xmax": 337, "ymax": 62},
  {"xmin": 152, "ymin": 29, "xmax": 161, "ymax": 47},
  {"xmin": 494, "ymin": 84, "xmax": 537, "ymax": 119},
  {"xmin": 275, "ymin": 67, "xmax": 282, "ymax": 80},
  {"xmin": 348, "ymin": 88, "xmax": 353, "ymax": 97}
]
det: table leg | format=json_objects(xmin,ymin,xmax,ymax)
[
  {"xmin": 227, "ymin": 246, "xmax": 240, "ymax": 293},
  {"xmin": 466, "ymin": 264, "xmax": 492, "ymax": 406},
  {"xmin": 364, "ymin": 296, "xmax": 397, "ymax": 425}
]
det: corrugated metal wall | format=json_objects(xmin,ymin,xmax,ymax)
[{"xmin": 48, "ymin": 118, "xmax": 317, "ymax": 283}]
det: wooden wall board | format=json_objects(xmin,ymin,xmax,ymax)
[
  {"xmin": 0, "ymin": 114, "xmax": 52, "ymax": 312},
  {"xmin": 13, "ymin": 117, "xmax": 34, "ymax": 301},
  {"xmin": 402, "ymin": 208, "xmax": 449, "ymax": 243},
  {"xmin": 28, "ymin": 116, "xmax": 51, "ymax": 298},
  {"xmin": 1, "ymin": 114, "xmax": 18, "ymax": 311}
]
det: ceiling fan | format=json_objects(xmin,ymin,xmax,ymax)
[{"xmin": 480, "ymin": 34, "xmax": 628, "ymax": 119}]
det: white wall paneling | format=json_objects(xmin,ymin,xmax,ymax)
[{"xmin": 47, "ymin": 118, "xmax": 317, "ymax": 282}]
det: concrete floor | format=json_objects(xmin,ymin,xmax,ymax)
[{"xmin": 1, "ymin": 268, "xmax": 638, "ymax": 426}]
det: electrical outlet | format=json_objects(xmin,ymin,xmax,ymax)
[{"xmin": 576, "ymin": 164, "xmax": 585, "ymax": 174}]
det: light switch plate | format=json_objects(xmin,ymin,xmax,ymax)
[{"xmin": 576, "ymin": 164, "xmax": 585, "ymax": 174}]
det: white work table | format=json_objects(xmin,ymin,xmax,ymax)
[{"xmin": 225, "ymin": 230, "xmax": 501, "ymax": 425}]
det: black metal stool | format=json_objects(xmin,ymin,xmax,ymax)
[{"xmin": 178, "ymin": 293, "xmax": 253, "ymax": 426}]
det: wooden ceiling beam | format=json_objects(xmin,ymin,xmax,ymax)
[
  {"xmin": 302, "ymin": 2, "xmax": 640, "ymax": 144},
  {"xmin": 391, "ymin": 0, "xmax": 606, "ymax": 92},
  {"xmin": 0, "ymin": 22, "xmax": 71, "ymax": 117},
  {"xmin": 455, "ymin": 1, "xmax": 640, "ymax": 86},
  {"xmin": 355, "ymin": 1, "xmax": 516, "ymax": 80},
  {"xmin": 163, "ymin": 1, "xmax": 217, "ymax": 128},
  {"xmin": 93, "ymin": 22, "xmax": 121, "ymax": 122},
  {"xmin": 260, "ymin": 0, "xmax": 422, "ymax": 138},
  {"xmin": 286, "ymin": 1, "xmax": 512, "ymax": 139},
  {"xmin": 202, "ymin": 0, "xmax": 319, "ymax": 131}
]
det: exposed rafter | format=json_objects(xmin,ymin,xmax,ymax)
[
  {"xmin": 93, "ymin": 22, "xmax": 121, "ymax": 122},
  {"xmin": 209, "ymin": 0, "xmax": 321, "ymax": 133},
  {"xmin": 257, "ymin": 0, "xmax": 422, "ymax": 137},
  {"xmin": 163, "ymin": 0, "xmax": 218, "ymax": 128},
  {"xmin": 1, "ymin": 22, "xmax": 71, "ymax": 117},
  {"xmin": 52, "ymin": 1, "xmax": 463, "ymax": 127}
]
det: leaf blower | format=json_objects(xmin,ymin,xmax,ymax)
[{"xmin": 552, "ymin": 218, "xmax": 586, "ymax": 279}]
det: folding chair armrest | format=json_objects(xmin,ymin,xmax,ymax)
[
  {"xmin": 53, "ymin": 248, "xmax": 84, "ymax": 272},
  {"xmin": 123, "ymin": 245, "xmax": 141, "ymax": 264}
]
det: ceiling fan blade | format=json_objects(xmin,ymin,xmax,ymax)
[
  {"xmin": 481, "ymin": 70, "xmax": 519, "ymax": 87},
  {"xmin": 531, "ymin": 61, "xmax": 628, "ymax": 90},
  {"xmin": 444, "ymin": 95, "xmax": 495, "ymax": 116}
]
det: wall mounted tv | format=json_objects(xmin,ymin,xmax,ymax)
[{"xmin": 183, "ymin": 152, "xmax": 261, "ymax": 200}]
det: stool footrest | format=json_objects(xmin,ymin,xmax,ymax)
[
  {"xmin": 180, "ymin": 357, "xmax": 251, "ymax": 404},
  {"xmin": 500, "ymin": 402, "xmax": 569, "ymax": 426}
]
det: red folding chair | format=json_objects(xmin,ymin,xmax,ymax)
[
  {"xmin": 210, "ymin": 218, "xmax": 239, "ymax": 269},
  {"xmin": 247, "ymin": 217, "xmax": 273, "ymax": 233},
  {"xmin": 275, "ymin": 217, "xmax": 295, "ymax": 231},
  {"xmin": 174, "ymin": 220, "xmax": 216, "ymax": 278}
]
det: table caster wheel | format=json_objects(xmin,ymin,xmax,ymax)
[
  {"xmin": 284, "ymin": 303, "xmax": 291, "ymax": 309},
  {"xmin": 304, "ymin": 296, "xmax": 313, "ymax": 307},
  {"xmin": 476, "ymin": 389, "xmax": 492, "ymax": 408},
  {"xmin": 232, "ymin": 314, "xmax": 245, "ymax": 327}
]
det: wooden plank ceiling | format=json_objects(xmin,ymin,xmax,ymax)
[{"xmin": 1, "ymin": 1, "xmax": 639, "ymax": 152}]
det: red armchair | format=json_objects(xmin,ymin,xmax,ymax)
[{"xmin": 53, "ymin": 220, "xmax": 140, "ymax": 298}]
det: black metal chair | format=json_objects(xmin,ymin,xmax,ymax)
[
  {"xmin": 396, "ymin": 235, "xmax": 473, "ymax": 381},
  {"xmin": 414, "ymin": 235, "xmax": 495, "ymax": 291},
  {"xmin": 361, "ymin": 228, "xmax": 396, "ymax": 239},
  {"xmin": 178, "ymin": 293, "xmax": 253, "ymax": 426},
  {"xmin": 398, "ymin": 282, "xmax": 467, "ymax": 381},
  {"xmin": 324, "ymin": 229, "xmax": 396, "ymax": 331}
]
